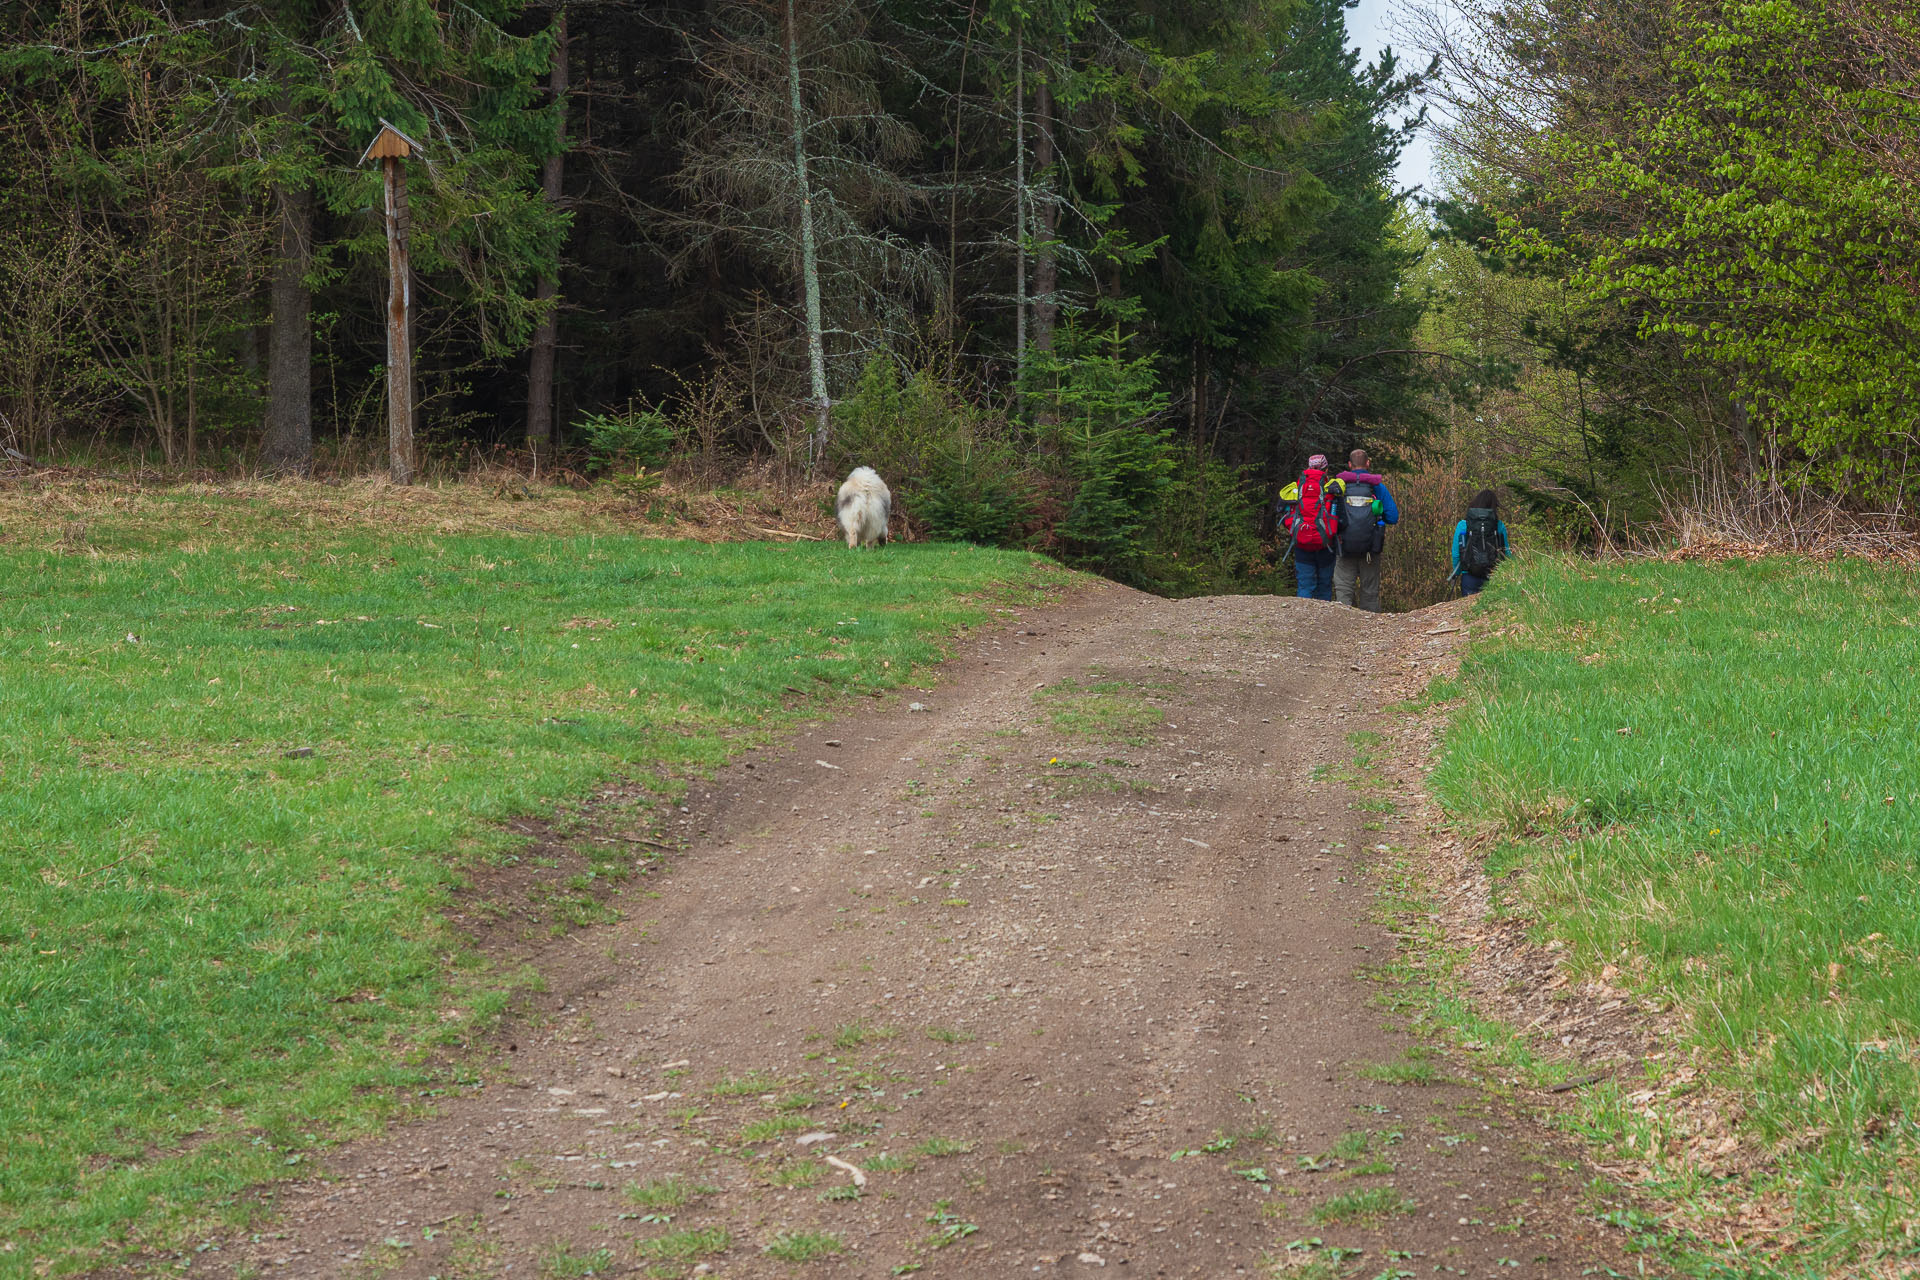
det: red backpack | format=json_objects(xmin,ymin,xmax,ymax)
[{"xmin": 1283, "ymin": 468, "xmax": 1339, "ymax": 551}]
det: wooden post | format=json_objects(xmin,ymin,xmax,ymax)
[
  {"xmin": 361, "ymin": 121, "xmax": 423, "ymax": 484},
  {"xmin": 383, "ymin": 154, "xmax": 413, "ymax": 484}
]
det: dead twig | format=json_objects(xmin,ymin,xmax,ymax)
[
  {"xmin": 1647, "ymin": 468, "xmax": 1920, "ymax": 563},
  {"xmin": 1548, "ymin": 1072, "xmax": 1608, "ymax": 1093},
  {"xmin": 602, "ymin": 833, "xmax": 677, "ymax": 851}
]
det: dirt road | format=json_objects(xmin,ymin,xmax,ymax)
[{"xmin": 208, "ymin": 584, "xmax": 1626, "ymax": 1279}]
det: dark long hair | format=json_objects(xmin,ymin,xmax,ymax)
[{"xmin": 1467, "ymin": 488, "xmax": 1498, "ymax": 512}]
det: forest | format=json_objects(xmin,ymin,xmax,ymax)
[
  {"xmin": 1417, "ymin": 0, "xmax": 1920, "ymax": 550},
  {"xmin": 5, "ymin": 0, "xmax": 1920, "ymax": 592},
  {"xmin": 0, "ymin": 0, "xmax": 1440, "ymax": 594}
]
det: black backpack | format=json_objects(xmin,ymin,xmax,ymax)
[
  {"xmin": 1337, "ymin": 479, "xmax": 1385, "ymax": 557},
  {"xmin": 1462, "ymin": 507, "xmax": 1503, "ymax": 577}
]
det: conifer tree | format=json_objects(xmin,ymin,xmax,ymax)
[
  {"xmin": 662, "ymin": 0, "xmax": 934, "ymax": 466},
  {"xmin": 0, "ymin": 0, "xmax": 566, "ymax": 469}
]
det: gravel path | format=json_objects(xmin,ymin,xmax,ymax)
[{"xmin": 204, "ymin": 583, "xmax": 1624, "ymax": 1279}]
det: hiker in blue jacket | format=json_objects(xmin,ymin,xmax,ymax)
[
  {"xmin": 1451, "ymin": 488, "xmax": 1512, "ymax": 596},
  {"xmin": 1332, "ymin": 448, "xmax": 1400, "ymax": 612}
]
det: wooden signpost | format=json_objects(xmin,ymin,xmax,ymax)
[{"xmin": 360, "ymin": 120, "xmax": 422, "ymax": 485}]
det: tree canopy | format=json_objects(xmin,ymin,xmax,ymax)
[{"xmin": 1422, "ymin": 0, "xmax": 1920, "ymax": 513}]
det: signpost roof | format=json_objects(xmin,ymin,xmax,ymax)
[{"xmin": 359, "ymin": 120, "xmax": 425, "ymax": 165}]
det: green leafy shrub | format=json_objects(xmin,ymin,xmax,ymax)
[
  {"xmin": 827, "ymin": 354, "xmax": 921, "ymax": 480},
  {"xmin": 913, "ymin": 444, "xmax": 1035, "ymax": 545},
  {"xmin": 573, "ymin": 405, "xmax": 679, "ymax": 475},
  {"xmin": 1139, "ymin": 451, "xmax": 1272, "ymax": 596},
  {"xmin": 830, "ymin": 354, "xmax": 1036, "ymax": 546}
]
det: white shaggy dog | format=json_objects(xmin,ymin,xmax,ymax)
[{"xmin": 836, "ymin": 466, "xmax": 892, "ymax": 548}]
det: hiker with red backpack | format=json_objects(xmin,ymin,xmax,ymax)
[
  {"xmin": 1332, "ymin": 447, "xmax": 1400, "ymax": 612},
  {"xmin": 1451, "ymin": 488, "xmax": 1511, "ymax": 595},
  {"xmin": 1276, "ymin": 453, "xmax": 1342, "ymax": 600}
]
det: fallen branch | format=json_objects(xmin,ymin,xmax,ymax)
[
  {"xmin": 79, "ymin": 850, "xmax": 145, "ymax": 881},
  {"xmin": 1548, "ymin": 1073, "xmax": 1608, "ymax": 1094},
  {"xmin": 600, "ymin": 833, "xmax": 677, "ymax": 851}
]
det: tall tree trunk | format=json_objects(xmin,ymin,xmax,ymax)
[
  {"xmin": 788, "ymin": 0, "xmax": 831, "ymax": 468},
  {"xmin": 1032, "ymin": 73, "xmax": 1057, "ymax": 356},
  {"xmin": 1013, "ymin": 18, "xmax": 1027, "ymax": 386},
  {"xmin": 946, "ymin": 1, "xmax": 979, "ymax": 341},
  {"xmin": 259, "ymin": 184, "xmax": 312, "ymax": 476},
  {"xmin": 526, "ymin": 8, "xmax": 569, "ymax": 459},
  {"xmin": 1190, "ymin": 341, "xmax": 1207, "ymax": 445}
]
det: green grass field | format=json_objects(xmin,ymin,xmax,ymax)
[
  {"xmin": 1438, "ymin": 556, "xmax": 1920, "ymax": 1271},
  {"xmin": 0, "ymin": 495, "xmax": 1060, "ymax": 1270}
]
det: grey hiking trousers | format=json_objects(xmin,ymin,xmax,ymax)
[{"xmin": 1333, "ymin": 552, "xmax": 1382, "ymax": 612}]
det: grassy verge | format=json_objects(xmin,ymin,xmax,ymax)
[
  {"xmin": 1433, "ymin": 555, "xmax": 1920, "ymax": 1275},
  {"xmin": 0, "ymin": 491, "xmax": 1064, "ymax": 1272}
]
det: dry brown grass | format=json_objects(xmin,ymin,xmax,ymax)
[
  {"xmin": 0, "ymin": 466, "xmax": 843, "ymax": 551},
  {"xmin": 1649, "ymin": 474, "xmax": 1920, "ymax": 564}
]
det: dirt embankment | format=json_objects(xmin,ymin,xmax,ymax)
[{"xmin": 194, "ymin": 586, "xmax": 1630, "ymax": 1279}]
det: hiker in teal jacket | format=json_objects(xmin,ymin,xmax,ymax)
[{"xmin": 1451, "ymin": 488, "xmax": 1511, "ymax": 595}]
